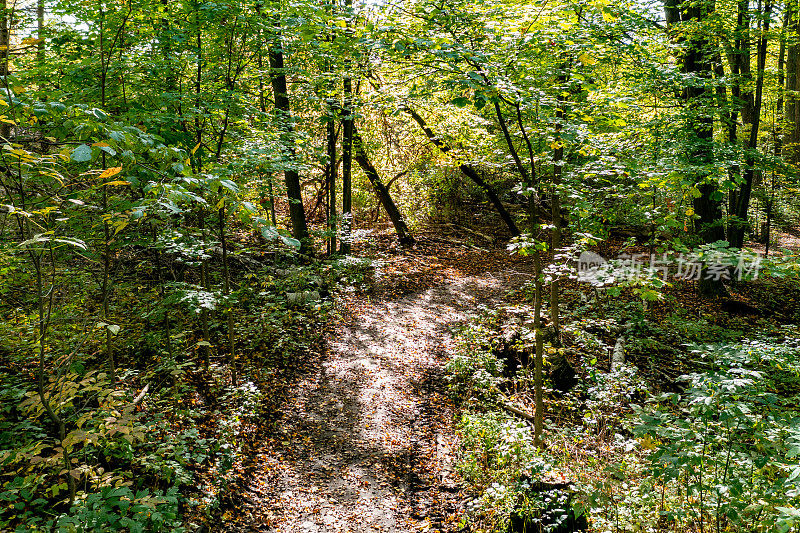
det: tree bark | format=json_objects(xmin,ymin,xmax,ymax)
[
  {"xmin": 340, "ymin": 0, "xmax": 354, "ymax": 255},
  {"xmin": 341, "ymin": 74, "xmax": 354, "ymax": 254},
  {"xmin": 37, "ymin": 0, "xmax": 44, "ymax": 63},
  {"xmin": 665, "ymin": 0, "xmax": 727, "ymax": 295},
  {"xmin": 220, "ymin": 205, "xmax": 237, "ymax": 386},
  {"xmin": 787, "ymin": 3, "xmax": 800, "ymax": 164},
  {"xmin": 326, "ymin": 104, "xmax": 338, "ymax": 254}
]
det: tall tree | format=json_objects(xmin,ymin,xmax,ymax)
[
  {"xmin": 665, "ymin": 0, "xmax": 726, "ymax": 295},
  {"xmin": 340, "ymin": 0, "xmax": 354, "ymax": 255},
  {"xmin": 267, "ymin": 19, "xmax": 311, "ymax": 254},
  {"xmin": 729, "ymin": 0, "xmax": 772, "ymax": 249}
]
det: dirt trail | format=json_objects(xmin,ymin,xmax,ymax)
[{"xmin": 226, "ymin": 263, "xmax": 531, "ymax": 533}]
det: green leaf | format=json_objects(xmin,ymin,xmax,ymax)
[
  {"xmin": 71, "ymin": 144, "xmax": 92, "ymax": 162},
  {"xmin": 97, "ymin": 322, "xmax": 120, "ymax": 335},
  {"xmin": 281, "ymin": 235, "xmax": 301, "ymax": 249}
]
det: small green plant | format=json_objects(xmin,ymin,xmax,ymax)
[
  {"xmin": 635, "ymin": 332, "xmax": 800, "ymax": 532},
  {"xmin": 52, "ymin": 486, "xmax": 184, "ymax": 532}
]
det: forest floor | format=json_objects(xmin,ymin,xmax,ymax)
[{"xmin": 220, "ymin": 239, "xmax": 534, "ymax": 533}]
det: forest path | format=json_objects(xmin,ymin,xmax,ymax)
[{"xmin": 226, "ymin": 246, "xmax": 533, "ymax": 533}]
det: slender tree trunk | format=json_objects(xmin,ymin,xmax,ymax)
[
  {"xmin": 778, "ymin": 4, "xmax": 790, "ymax": 153},
  {"xmin": 193, "ymin": 0, "xmax": 203, "ymax": 170},
  {"xmin": 32, "ymin": 231, "xmax": 77, "ymax": 505},
  {"xmin": 160, "ymin": 0, "xmax": 175, "ymax": 93},
  {"xmin": 37, "ymin": 0, "xmax": 44, "ymax": 63},
  {"xmin": 787, "ymin": 3, "xmax": 800, "ymax": 164},
  {"xmin": 352, "ymin": 125, "xmax": 415, "ymax": 246},
  {"xmin": 99, "ymin": 34, "xmax": 116, "ymax": 383},
  {"xmin": 255, "ymin": 16, "xmax": 278, "ymax": 230},
  {"xmin": 341, "ymin": 76, "xmax": 353, "ymax": 254},
  {"xmin": 324, "ymin": 2, "xmax": 337, "ymax": 255},
  {"xmin": 219, "ymin": 205, "xmax": 237, "ymax": 386},
  {"xmin": 528, "ymin": 192, "xmax": 545, "ymax": 448},
  {"xmin": 0, "ymin": 0, "xmax": 10, "ymax": 141},
  {"xmin": 199, "ymin": 210, "xmax": 211, "ymax": 370},
  {"xmin": 326, "ymin": 104, "xmax": 337, "ymax": 254},
  {"xmin": 550, "ymin": 82, "xmax": 565, "ymax": 338},
  {"xmin": 152, "ymin": 225, "xmax": 173, "ymax": 359},
  {"xmin": 768, "ymin": 6, "xmax": 789, "ymax": 257},
  {"xmin": 730, "ymin": 0, "xmax": 772, "ymax": 249},
  {"xmin": 268, "ymin": 28, "xmax": 311, "ymax": 254},
  {"xmin": 340, "ymin": 0, "xmax": 354, "ymax": 255}
]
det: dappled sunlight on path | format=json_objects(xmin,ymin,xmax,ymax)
[{"xmin": 226, "ymin": 268, "xmax": 531, "ymax": 532}]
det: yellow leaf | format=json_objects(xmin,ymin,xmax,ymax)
[
  {"xmin": 104, "ymin": 180, "xmax": 129, "ymax": 187},
  {"xmin": 0, "ymin": 99, "xmax": 8, "ymax": 107},
  {"xmin": 191, "ymin": 142, "xmax": 201, "ymax": 154},
  {"xmin": 686, "ymin": 208, "xmax": 695, "ymax": 217},
  {"xmin": 639, "ymin": 434, "xmax": 658, "ymax": 451},
  {"xmin": 21, "ymin": 37, "xmax": 43, "ymax": 45},
  {"xmin": 578, "ymin": 53, "xmax": 597, "ymax": 65},
  {"xmin": 113, "ymin": 220, "xmax": 128, "ymax": 236},
  {"xmin": 549, "ymin": 141, "xmax": 563, "ymax": 150},
  {"xmin": 99, "ymin": 166, "xmax": 122, "ymax": 179},
  {"xmin": 92, "ymin": 141, "xmax": 110, "ymax": 148}
]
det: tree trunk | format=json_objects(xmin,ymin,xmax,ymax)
[
  {"xmin": 352, "ymin": 125, "xmax": 415, "ymax": 246},
  {"xmin": 340, "ymin": 0, "xmax": 354, "ymax": 254},
  {"xmin": 787, "ymin": 4, "xmax": 800, "ymax": 164},
  {"xmin": 219, "ymin": 205, "xmax": 237, "ymax": 386},
  {"xmin": 341, "ymin": 74, "xmax": 354, "ymax": 254},
  {"xmin": 550, "ymin": 80, "xmax": 565, "ymax": 338},
  {"xmin": 268, "ymin": 28, "xmax": 311, "ymax": 254},
  {"xmin": 326, "ymin": 105, "xmax": 337, "ymax": 254},
  {"xmin": 665, "ymin": 0, "xmax": 727, "ymax": 296},
  {"xmin": 730, "ymin": 0, "xmax": 771, "ymax": 249},
  {"xmin": 37, "ymin": 0, "xmax": 44, "ymax": 63},
  {"xmin": 199, "ymin": 210, "xmax": 211, "ymax": 370}
]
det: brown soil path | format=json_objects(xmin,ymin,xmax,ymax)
[{"xmin": 225, "ymin": 246, "xmax": 533, "ymax": 532}]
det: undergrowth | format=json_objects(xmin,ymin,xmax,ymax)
[
  {"xmin": 0, "ymin": 241, "xmax": 373, "ymax": 532},
  {"xmin": 447, "ymin": 279, "xmax": 800, "ymax": 533}
]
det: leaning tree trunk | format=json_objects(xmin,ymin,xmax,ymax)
[
  {"xmin": 352, "ymin": 125, "xmax": 415, "ymax": 246},
  {"xmin": 403, "ymin": 106, "xmax": 521, "ymax": 237}
]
